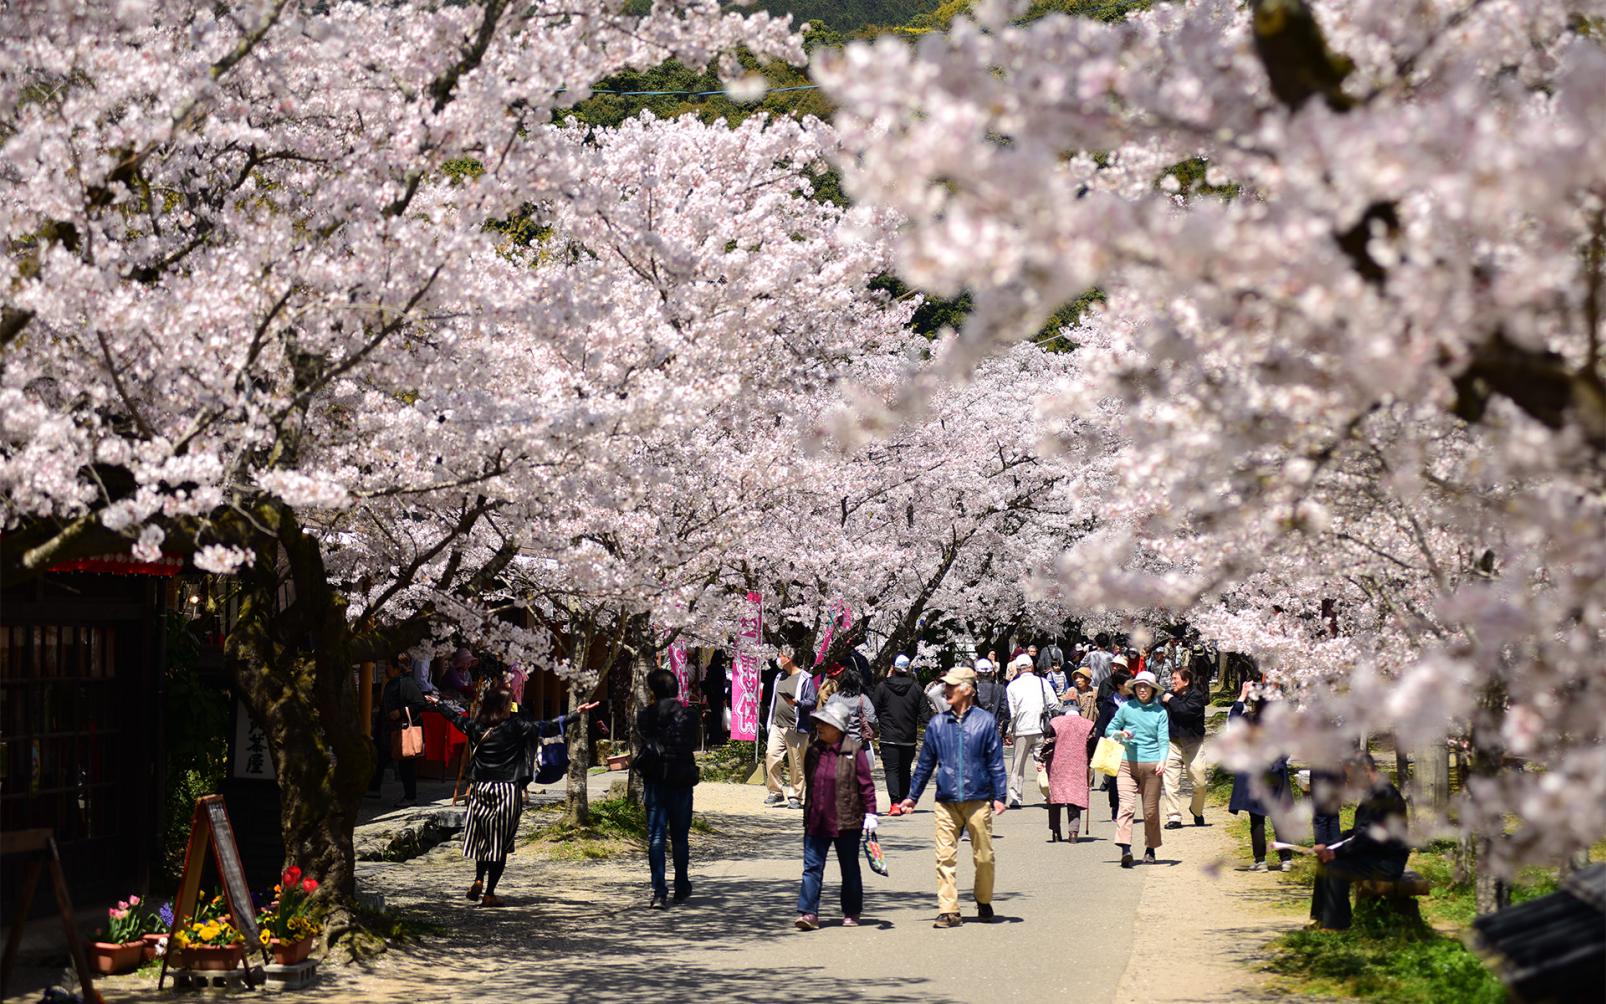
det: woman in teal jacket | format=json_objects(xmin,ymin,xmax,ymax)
[{"xmin": 1105, "ymin": 671, "xmax": 1170, "ymax": 868}]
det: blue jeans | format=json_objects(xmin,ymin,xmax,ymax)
[
  {"xmin": 645, "ymin": 782, "xmax": 693, "ymax": 899},
  {"xmin": 796, "ymin": 832, "xmax": 862, "ymax": 918}
]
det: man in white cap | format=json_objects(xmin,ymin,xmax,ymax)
[
  {"xmin": 1005, "ymin": 653, "xmax": 1057, "ymax": 807},
  {"xmin": 900, "ymin": 665, "xmax": 1008, "ymax": 929},
  {"xmin": 872, "ymin": 654, "xmax": 930, "ymax": 814},
  {"xmin": 972, "ymin": 657, "xmax": 1009, "ymax": 741}
]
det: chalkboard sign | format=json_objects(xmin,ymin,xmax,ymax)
[
  {"xmin": 205, "ymin": 798, "xmax": 259, "ymax": 948},
  {"xmin": 158, "ymin": 795, "xmax": 266, "ymax": 988}
]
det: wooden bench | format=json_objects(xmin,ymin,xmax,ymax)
[{"xmin": 1355, "ymin": 869, "xmax": 1432, "ymax": 924}]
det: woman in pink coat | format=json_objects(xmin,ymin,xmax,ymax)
[{"xmin": 1043, "ymin": 709, "xmax": 1095, "ymax": 842}]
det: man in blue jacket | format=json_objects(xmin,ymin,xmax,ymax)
[{"xmin": 899, "ymin": 665, "xmax": 1009, "ymax": 929}]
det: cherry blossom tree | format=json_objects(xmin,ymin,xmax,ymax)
[
  {"xmin": 818, "ymin": 0, "xmax": 1606, "ymax": 895},
  {"xmin": 0, "ymin": 0, "xmax": 806, "ymax": 931}
]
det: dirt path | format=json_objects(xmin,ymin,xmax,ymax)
[{"xmin": 1111, "ymin": 810, "xmax": 1302, "ymax": 1004}]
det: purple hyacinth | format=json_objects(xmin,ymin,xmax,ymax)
[{"xmin": 158, "ymin": 902, "xmax": 174, "ymax": 928}]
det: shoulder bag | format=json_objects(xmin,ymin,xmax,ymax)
[{"xmin": 391, "ymin": 707, "xmax": 425, "ymax": 760}]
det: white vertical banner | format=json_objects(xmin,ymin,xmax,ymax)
[{"xmin": 730, "ymin": 591, "xmax": 763, "ymax": 741}]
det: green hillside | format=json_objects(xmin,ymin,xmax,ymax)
[{"xmin": 754, "ymin": 0, "xmax": 938, "ymax": 32}]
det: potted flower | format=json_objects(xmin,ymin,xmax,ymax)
[
  {"xmin": 90, "ymin": 895, "xmax": 155, "ymax": 974},
  {"xmin": 169, "ymin": 892, "xmax": 246, "ymax": 971},
  {"xmin": 143, "ymin": 901, "xmax": 175, "ymax": 962},
  {"xmin": 256, "ymin": 866, "xmax": 321, "ymax": 966}
]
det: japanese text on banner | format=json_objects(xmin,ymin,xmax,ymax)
[{"xmin": 730, "ymin": 592, "xmax": 763, "ymax": 741}]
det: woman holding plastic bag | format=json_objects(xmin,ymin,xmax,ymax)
[
  {"xmin": 794, "ymin": 704, "xmax": 878, "ymax": 931},
  {"xmin": 1103, "ymin": 671, "xmax": 1170, "ymax": 869}
]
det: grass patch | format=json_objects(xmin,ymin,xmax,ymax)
[
  {"xmin": 523, "ymin": 794, "xmax": 715, "ymax": 861},
  {"xmin": 1267, "ymin": 908, "xmax": 1505, "ymax": 1004},
  {"xmin": 697, "ymin": 740, "xmax": 760, "ymax": 784}
]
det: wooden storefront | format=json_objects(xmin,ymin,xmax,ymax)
[{"xmin": 1, "ymin": 570, "xmax": 167, "ymax": 919}]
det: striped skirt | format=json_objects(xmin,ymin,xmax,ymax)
[{"xmin": 462, "ymin": 781, "xmax": 522, "ymax": 861}]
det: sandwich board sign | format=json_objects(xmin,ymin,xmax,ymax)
[{"xmin": 158, "ymin": 795, "xmax": 268, "ymax": 987}]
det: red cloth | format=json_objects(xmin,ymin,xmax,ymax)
[{"xmin": 422, "ymin": 708, "xmax": 467, "ymax": 763}]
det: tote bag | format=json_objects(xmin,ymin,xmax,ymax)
[
  {"xmin": 390, "ymin": 707, "xmax": 424, "ymax": 759},
  {"xmin": 1090, "ymin": 736, "xmax": 1125, "ymax": 777}
]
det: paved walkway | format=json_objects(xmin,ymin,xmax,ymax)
[
  {"xmin": 337, "ymin": 775, "xmax": 1285, "ymax": 1004},
  {"xmin": 41, "ymin": 744, "xmax": 1298, "ymax": 1003}
]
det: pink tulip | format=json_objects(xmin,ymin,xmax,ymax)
[
  {"xmin": 129, "ymin": 895, "xmax": 141, "ymax": 906},
  {"xmin": 116, "ymin": 900, "xmax": 128, "ymax": 911}
]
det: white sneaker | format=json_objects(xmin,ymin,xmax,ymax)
[
  {"xmin": 1280, "ymin": 860, "xmax": 1294, "ymax": 872},
  {"xmin": 1249, "ymin": 861, "xmax": 1267, "ymax": 872}
]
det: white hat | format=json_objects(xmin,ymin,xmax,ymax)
[
  {"xmin": 1111, "ymin": 654, "xmax": 1129, "ymax": 669},
  {"xmin": 811, "ymin": 704, "xmax": 851, "ymax": 733},
  {"xmin": 1131, "ymin": 671, "xmax": 1159, "ymax": 693},
  {"xmin": 1011, "ymin": 653, "xmax": 1034, "ymax": 671},
  {"xmin": 973, "ymin": 658, "xmax": 994, "ymax": 675},
  {"xmin": 893, "ymin": 654, "xmax": 911, "ymax": 671}
]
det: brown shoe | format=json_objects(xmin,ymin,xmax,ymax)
[
  {"xmin": 480, "ymin": 893, "xmax": 504, "ymax": 908},
  {"xmin": 932, "ymin": 913, "xmax": 963, "ymax": 929},
  {"xmin": 465, "ymin": 880, "xmax": 483, "ymax": 901}
]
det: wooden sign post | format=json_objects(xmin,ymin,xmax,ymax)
[
  {"xmin": 0, "ymin": 829, "xmax": 101, "ymax": 1004},
  {"xmin": 158, "ymin": 795, "xmax": 269, "ymax": 989}
]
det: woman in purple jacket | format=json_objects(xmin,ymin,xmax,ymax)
[{"xmin": 794, "ymin": 704, "xmax": 878, "ymax": 931}]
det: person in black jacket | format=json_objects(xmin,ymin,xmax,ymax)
[
  {"xmin": 1160, "ymin": 666, "xmax": 1209, "ymax": 828},
  {"xmin": 429, "ymin": 688, "xmax": 596, "ymax": 906},
  {"xmin": 1090, "ymin": 670, "xmax": 1132, "ymax": 821},
  {"xmin": 1311, "ymin": 754, "xmax": 1410, "ymax": 929},
  {"xmin": 973, "ymin": 659, "xmax": 1009, "ymax": 740},
  {"xmin": 636, "ymin": 669, "xmax": 702, "ymax": 908},
  {"xmin": 372, "ymin": 657, "xmax": 427, "ymax": 808},
  {"xmin": 872, "ymin": 655, "xmax": 932, "ymax": 812},
  {"xmin": 702, "ymin": 652, "xmax": 729, "ymax": 745}
]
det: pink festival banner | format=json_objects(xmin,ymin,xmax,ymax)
[
  {"xmin": 813, "ymin": 598, "xmax": 854, "ymax": 666},
  {"xmin": 668, "ymin": 641, "xmax": 689, "ymax": 707},
  {"xmin": 730, "ymin": 591, "xmax": 763, "ymax": 741}
]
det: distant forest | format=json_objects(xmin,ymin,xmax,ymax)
[
  {"xmin": 752, "ymin": 0, "xmax": 1154, "ymax": 33},
  {"xmin": 752, "ymin": 0, "xmax": 935, "ymax": 31}
]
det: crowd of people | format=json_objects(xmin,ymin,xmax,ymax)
[
  {"xmin": 368, "ymin": 630, "xmax": 1410, "ymax": 935},
  {"xmin": 757, "ymin": 633, "xmax": 1409, "ymax": 932}
]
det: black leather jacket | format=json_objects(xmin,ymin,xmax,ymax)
[{"xmin": 444, "ymin": 708, "xmax": 574, "ymax": 784}]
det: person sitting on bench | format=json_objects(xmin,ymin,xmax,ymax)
[{"xmin": 1311, "ymin": 753, "xmax": 1410, "ymax": 930}]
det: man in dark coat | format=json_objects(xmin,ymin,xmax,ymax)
[
  {"xmin": 1160, "ymin": 666, "xmax": 1209, "ymax": 828},
  {"xmin": 973, "ymin": 658, "xmax": 1009, "ymax": 739},
  {"xmin": 1311, "ymin": 754, "xmax": 1411, "ymax": 929},
  {"xmin": 871, "ymin": 654, "xmax": 932, "ymax": 811}
]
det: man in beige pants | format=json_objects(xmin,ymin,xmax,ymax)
[
  {"xmin": 899, "ymin": 665, "xmax": 1010, "ymax": 929},
  {"xmin": 763, "ymin": 650, "xmax": 812, "ymax": 809},
  {"xmin": 1160, "ymin": 666, "xmax": 1210, "ymax": 828}
]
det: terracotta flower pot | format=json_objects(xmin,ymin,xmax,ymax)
[
  {"xmin": 89, "ymin": 940, "xmax": 144, "ymax": 975},
  {"xmin": 141, "ymin": 932, "xmax": 166, "ymax": 963},
  {"xmin": 269, "ymin": 935, "xmax": 313, "ymax": 966},
  {"xmin": 175, "ymin": 944, "xmax": 245, "ymax": 971}
]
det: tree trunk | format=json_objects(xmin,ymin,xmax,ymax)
[
  {"xmin": 625, "ymin": 619, "xmax": 655, "ymax": 807},
  {"xmin": 1474, "ymin": 837, "xmax": 1511, "ymax": 914},
  {"xmin": 223, "ymin": 516, "xmax": 374, "ymax": 951},
  {"xmin": 1469, "ymin": 680, "xmax": 1511, "ymax": 914},
  {"xmin": 563, "ymin": 679, "xmax": 592, "ymax": 827},
  {"xmin": 1391, "ymin": 734, "xmax": 1411, "ymax": 791},
  {"xmin": 1409, "ymin": 741, "xmax": 1450, "ymax": 815}
]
